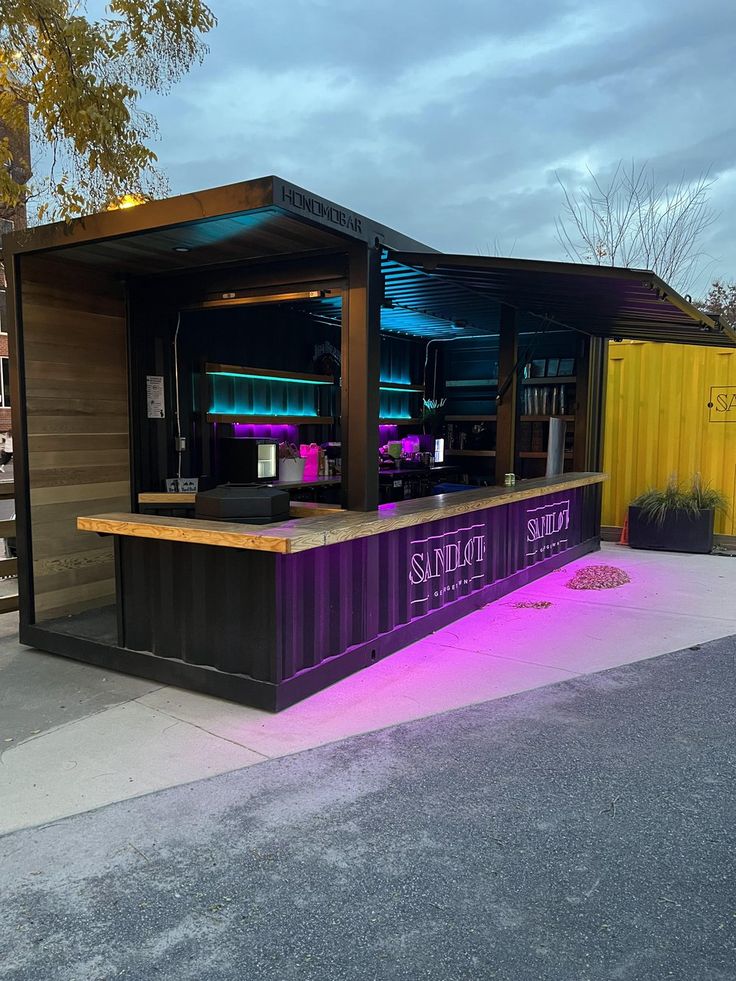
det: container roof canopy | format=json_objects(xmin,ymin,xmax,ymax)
[
  {"xmin": 3, "ymin": 173, "xmax": 728, "ymax": 347},
  {"xmin": 387, "ymin": 253, "xmax": 731, "ymax": 347},
  {"xmin": 1, "ymin": 176, "xmax": 434, "ymax": 274}
]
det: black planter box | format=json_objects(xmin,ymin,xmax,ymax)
[{"xmin": 628, "ymin": 505, "xmax": 715, "ymax": 554}]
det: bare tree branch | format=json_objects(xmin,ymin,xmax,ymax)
[{"xmin": 555, "ymin": 161, "xmax": 718, "ymax": 292}]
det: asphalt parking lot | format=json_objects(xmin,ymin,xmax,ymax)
[{"xmin": 1, "ymin": 634, "xmax": 734, "ymax": 981}]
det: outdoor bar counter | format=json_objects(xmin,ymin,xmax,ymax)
[
  {"xmin": 78, "ymin": 472, "xmax": 606, "ymax": 710},
  {"xmin": 6, "ymin": 174, "xmax": 725, "ymax": 713}
]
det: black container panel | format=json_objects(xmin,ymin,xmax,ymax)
[
  {"xmin": 120, "ymin": 537, "xmax": 279, "ymax": 680},
  {"xmin": 116, "ymin": 485, "xmax": 601, "ymax": 701}
]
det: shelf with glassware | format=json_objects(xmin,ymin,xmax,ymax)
[
  {"xmin": 444, "ymin": 416, "xmax": 497, "ymax": 459},
  {"xmin": 444, "ymin": 418, "xmax": 496, "ymax": 457},
  {"xmin": 516, "ymin": 358, "xmax": 577, "ymax": 474},
  {"xmin": 441, "ymin": 374, "xmax": 498, "ymax": 464}
]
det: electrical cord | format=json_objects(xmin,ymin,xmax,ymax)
[
  {"xmin": 173, "ymin": 312, "xmax": 183, "ymax": 480},
  {"xmin": 496, "ymin": 314, "xmax": 553, "ymax": 404},
  {"xmin": 423, "ymin": 336, "xmax": 465, "ymax": 400}
]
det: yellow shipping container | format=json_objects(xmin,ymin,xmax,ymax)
[{"xmin": 603, "ymin": 340, "xmax": 736, "ymax": 536}]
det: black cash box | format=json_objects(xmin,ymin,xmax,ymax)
[{"xmin": 194, "ymin": 484, "xmax": 290, "ymax": 525}]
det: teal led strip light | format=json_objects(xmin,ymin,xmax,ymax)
[
  {"xmin": 210, "ymin": 410, "xmax": 319, "ymax": 417},
  {"xmin": 208, "ymin": 371, "xmax": 332, "ymax": 385}
]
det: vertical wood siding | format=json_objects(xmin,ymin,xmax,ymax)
[
  {"xmin": 21, "ymin": 255, "xmax": 130, "ymax": 620},
  {"xmin": 603, "ymin": 341, "xmax": 736, "ymax": 535}
]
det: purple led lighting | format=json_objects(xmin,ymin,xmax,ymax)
[
  {"xmin": 379, "ymin": 424, "xmax": 400, "ymax": 442},
  {"xmin": 232, "ymin": 423, "xmax": 299, "ymax": 442},
  {"xmin": 278, "ymin": 488, "xmax": 590, "ymax": 685}
]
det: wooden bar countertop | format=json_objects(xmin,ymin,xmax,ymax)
[{"xmin": 79, "ymin": 473, "xmax": 607, "ymax": 555}]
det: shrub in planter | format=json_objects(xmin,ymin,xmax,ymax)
[{"xmin": 628, "ymin": 475, "xmax": 728, "ymax": 554}]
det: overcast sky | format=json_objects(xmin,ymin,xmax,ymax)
[{"xmin": 143, "ymin": 0, "xmax": 736, "ymax": 297}]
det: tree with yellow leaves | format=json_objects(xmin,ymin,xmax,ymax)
[{"xmin": 0, "ymin": 0, "xmax": 216, "ymax": 221}]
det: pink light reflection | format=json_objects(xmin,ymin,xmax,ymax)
[{"xmin": 232, "ymin": 423, "xmax": 299, "ymax": 442}]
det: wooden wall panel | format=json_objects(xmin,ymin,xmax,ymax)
[{"xmin": 21, "ymin": 255, "xmax": 130, "ymax": 621}]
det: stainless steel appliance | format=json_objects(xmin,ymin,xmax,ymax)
[{"xmin": 218, "ymin": 437, "xmax": 278, "ymax": 483}]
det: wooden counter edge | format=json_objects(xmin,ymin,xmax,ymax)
[
  {"xmin": 82, "ymin": 474, "xmax": 607, "ymax": 554},
  {"xmin": 322, "ymin": 473, "xmax": 609, "ymax": 545},
  {"xmin": 77, "ymin": 514, "xmax": 301, "ymax": 553}
]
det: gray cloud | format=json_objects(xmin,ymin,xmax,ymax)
[{"xmin": 143, "ymin": 0, "xmax": 736, "ymax": 294}]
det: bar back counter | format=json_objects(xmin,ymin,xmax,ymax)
[{"xmin": 3, "ymin": 176, "xmax": 731, "ymax": 709}]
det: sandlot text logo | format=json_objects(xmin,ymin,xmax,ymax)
[
  {"xmin": 409, "ymin": 523, "xmax": 487, "ymax": 608},
  {"xmin": 708, "ymin": 386, "xmax": 736, "ymax": 422},
  {"xmin": 525, "ymin": 499, "xmax": 571, "ymax": 561}
]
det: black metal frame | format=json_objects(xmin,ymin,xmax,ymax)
[
  {"xmin": 341, "ymin": 243, "xmax": 382, "ymax": 511},
  {"xmin": 125, "ymin": 251, "xmax": 351, "ymax": 504}
]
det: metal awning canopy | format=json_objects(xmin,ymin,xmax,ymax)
[
  {"xmin": 387, "ymin": 252, "xmax": 734, "ymax": 347},
  {"xmin": 2, "ymin": 172, "xmax": 730, "ymax": 346},
  {"xmin": 0, "ymin": 175, "xmax": 435, "ymax": 275}
]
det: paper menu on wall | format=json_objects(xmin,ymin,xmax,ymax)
[{"xmin": 146, "ymin": 375, "xmax": 165, "ymax": 419}]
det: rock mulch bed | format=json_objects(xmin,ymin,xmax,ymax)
[{"xmin": 566, "ymin": 565, "xmax": 631, "ymax": 590}]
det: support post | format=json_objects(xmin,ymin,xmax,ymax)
[
  {"xmin": 495, "ymin": 303, "xmax": 518, "ymax": 486},
  {"xmin": 341, "ymin": 244, "xmax": 382, "ymax": 511},
  {"xmin": 573, "ymin": 334, "xmax": 591, "ymax": 472},
  {"xmin": 586, "ymin": 336, "xmax": 608, "ymax": 471}
]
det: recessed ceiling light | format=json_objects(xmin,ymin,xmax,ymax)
[{"xmin": 173, "ymin": 246, "xmax": 191, "ymax": 253}]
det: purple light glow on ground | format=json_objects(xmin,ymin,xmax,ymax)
[
  {"xmin": 265, "ymin": 552, "xmax": 646, "ymax": 731},
  {"xmin": 6, "ymin": 543, "xmax": 731, "ymax": 835}
]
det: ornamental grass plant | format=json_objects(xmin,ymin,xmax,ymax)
[{"xmin": 632, "ymin": 474, "xmax": 729, "ymax": 526}]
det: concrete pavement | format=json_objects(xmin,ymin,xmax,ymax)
[
  {"xmin": 1, "ymin": 636, "xmax": 734, "ymax": 981},
  {"xmin": 1, "ymin": 543, "xmax": 736, "ymax": 835}
]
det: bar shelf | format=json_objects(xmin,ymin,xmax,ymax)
[
  {"xmin": 446, "ymin": 449, "xmax": 496, "ymax": 457},
  {"xmin": 520, "ymin": 415, "xmax": 574, "ymax": 422},
  {"xmin": 446, "ymin": 415, "xmax": 496, "ymax": 422},
  {"xmin": 206, "ymin": 363, "xmax": 334, "ymax": 385},
  {"xmin": 521, "ymin": 376, "xmax": 576, "ymax": 385},
  {"xmin": 207, "ymin": 414, "xmax": 334, "ymax": 425},
  {"xmin": 518, "ymin": 451, "xmax": 573, "ymax": 459},
  {"xmin": 206, "ymin": 360, "xmax": 335, "ymax": 421},
  {"xmin": 379, "ymin": 383, "xmax": 424, "ymax": 392},
  {"xmin": 445, "ymin": 378, "xmax": 498, "ymax": 388}
]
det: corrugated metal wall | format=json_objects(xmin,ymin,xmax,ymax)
[
  {"xmin": 278, "ymin": 488, "xmax": 591, "ymax": 679},
  {"xmin": 603, "ymin": 341, "xmax": 736, "ymax": 535}
]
